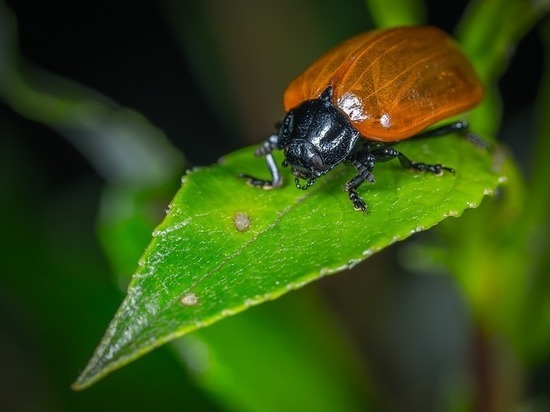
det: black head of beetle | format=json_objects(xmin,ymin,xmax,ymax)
[{"xmin": 277, "ymin": 87, "xmax": 360, "ymax": 189}]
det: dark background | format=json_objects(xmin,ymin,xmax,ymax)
[{"xmin": 5, "ymin": 0, "xmax": 543, "ymax": 174}]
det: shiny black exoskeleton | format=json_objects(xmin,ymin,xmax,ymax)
[{"xmin": 241, "ymin": 87, "xmax": 465, "ymax": 212}]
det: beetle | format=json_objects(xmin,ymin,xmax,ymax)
[{"xmin": 240, "ymin": 26, "xmax": 483, "ymax": 212}]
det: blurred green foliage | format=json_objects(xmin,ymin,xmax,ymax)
[{"xmin": 1, "ymin": 0, "xmax": 549, "ymax": 411}]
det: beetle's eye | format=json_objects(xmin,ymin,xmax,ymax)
[
  {"xmin": 281, "ymin": 113, "xmax": 294, "ymax": 137},
  {"xmin": 311, "ymin": 154, "xmax": 325, "ymax": 170}
]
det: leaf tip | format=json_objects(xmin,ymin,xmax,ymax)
[{"xmin": 70, "ymin": 367, "xmax": 103, "ymax": 392}]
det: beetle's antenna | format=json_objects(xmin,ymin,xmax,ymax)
[{"xmin": 295, "ymin": 177, "xmax": 316, "ymax": 190}]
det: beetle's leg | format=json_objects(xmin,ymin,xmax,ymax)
[
  {"xmin": 414, "ymin": 120, "xmax": 490, "ymax": 149},
  {"xmin": 239, "ymin": 133, "xmax": 283, "ymax": 189},
  {"xmin": 344, "ymin": 152, "xmax": 376, "ymax": 212},
  {"xmin": 370, "ymin": 147, "xmax": 454, "ymax": 175},
  {"xmin": 413, "ymin": 120, "xmax": 469, "ymax": 139}
]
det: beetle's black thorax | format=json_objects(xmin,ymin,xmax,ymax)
[{"xmin": 277, "ymin": 87, "xmax": 360, "ymax": 179}]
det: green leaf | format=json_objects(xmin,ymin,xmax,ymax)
[
  {"xmin": 457, "ymin": 0, "xmax": 550, "ymax": 84},
  {"xmin": 456, "ymin": 0, "xmax": 550, "ymax": 139},
  {"xmin": 517, "ymin": 19, "xmax": 550, "ymax": 360},
  {"xmin": 364, "ymin": 0, "xmax": 426, "ymax": 27},
  {"xmin": 73, "ymin": 133, "xmax": 505, "ymax": 390}
]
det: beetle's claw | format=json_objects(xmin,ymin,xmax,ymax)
[
  {"xmin": 348, "ymin": 190, "xmax": 367, "ymax": 213},
  {"xmin": 433, "ymin": 165, "xmax": 455, "ymax": 175},
  {"xmin": 410, "ymin": 162, "xmax": 454, "ymax": 176},
  {"xmin": 239, "ymin": 174, "xmax": 274, "ymax": 190}
]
